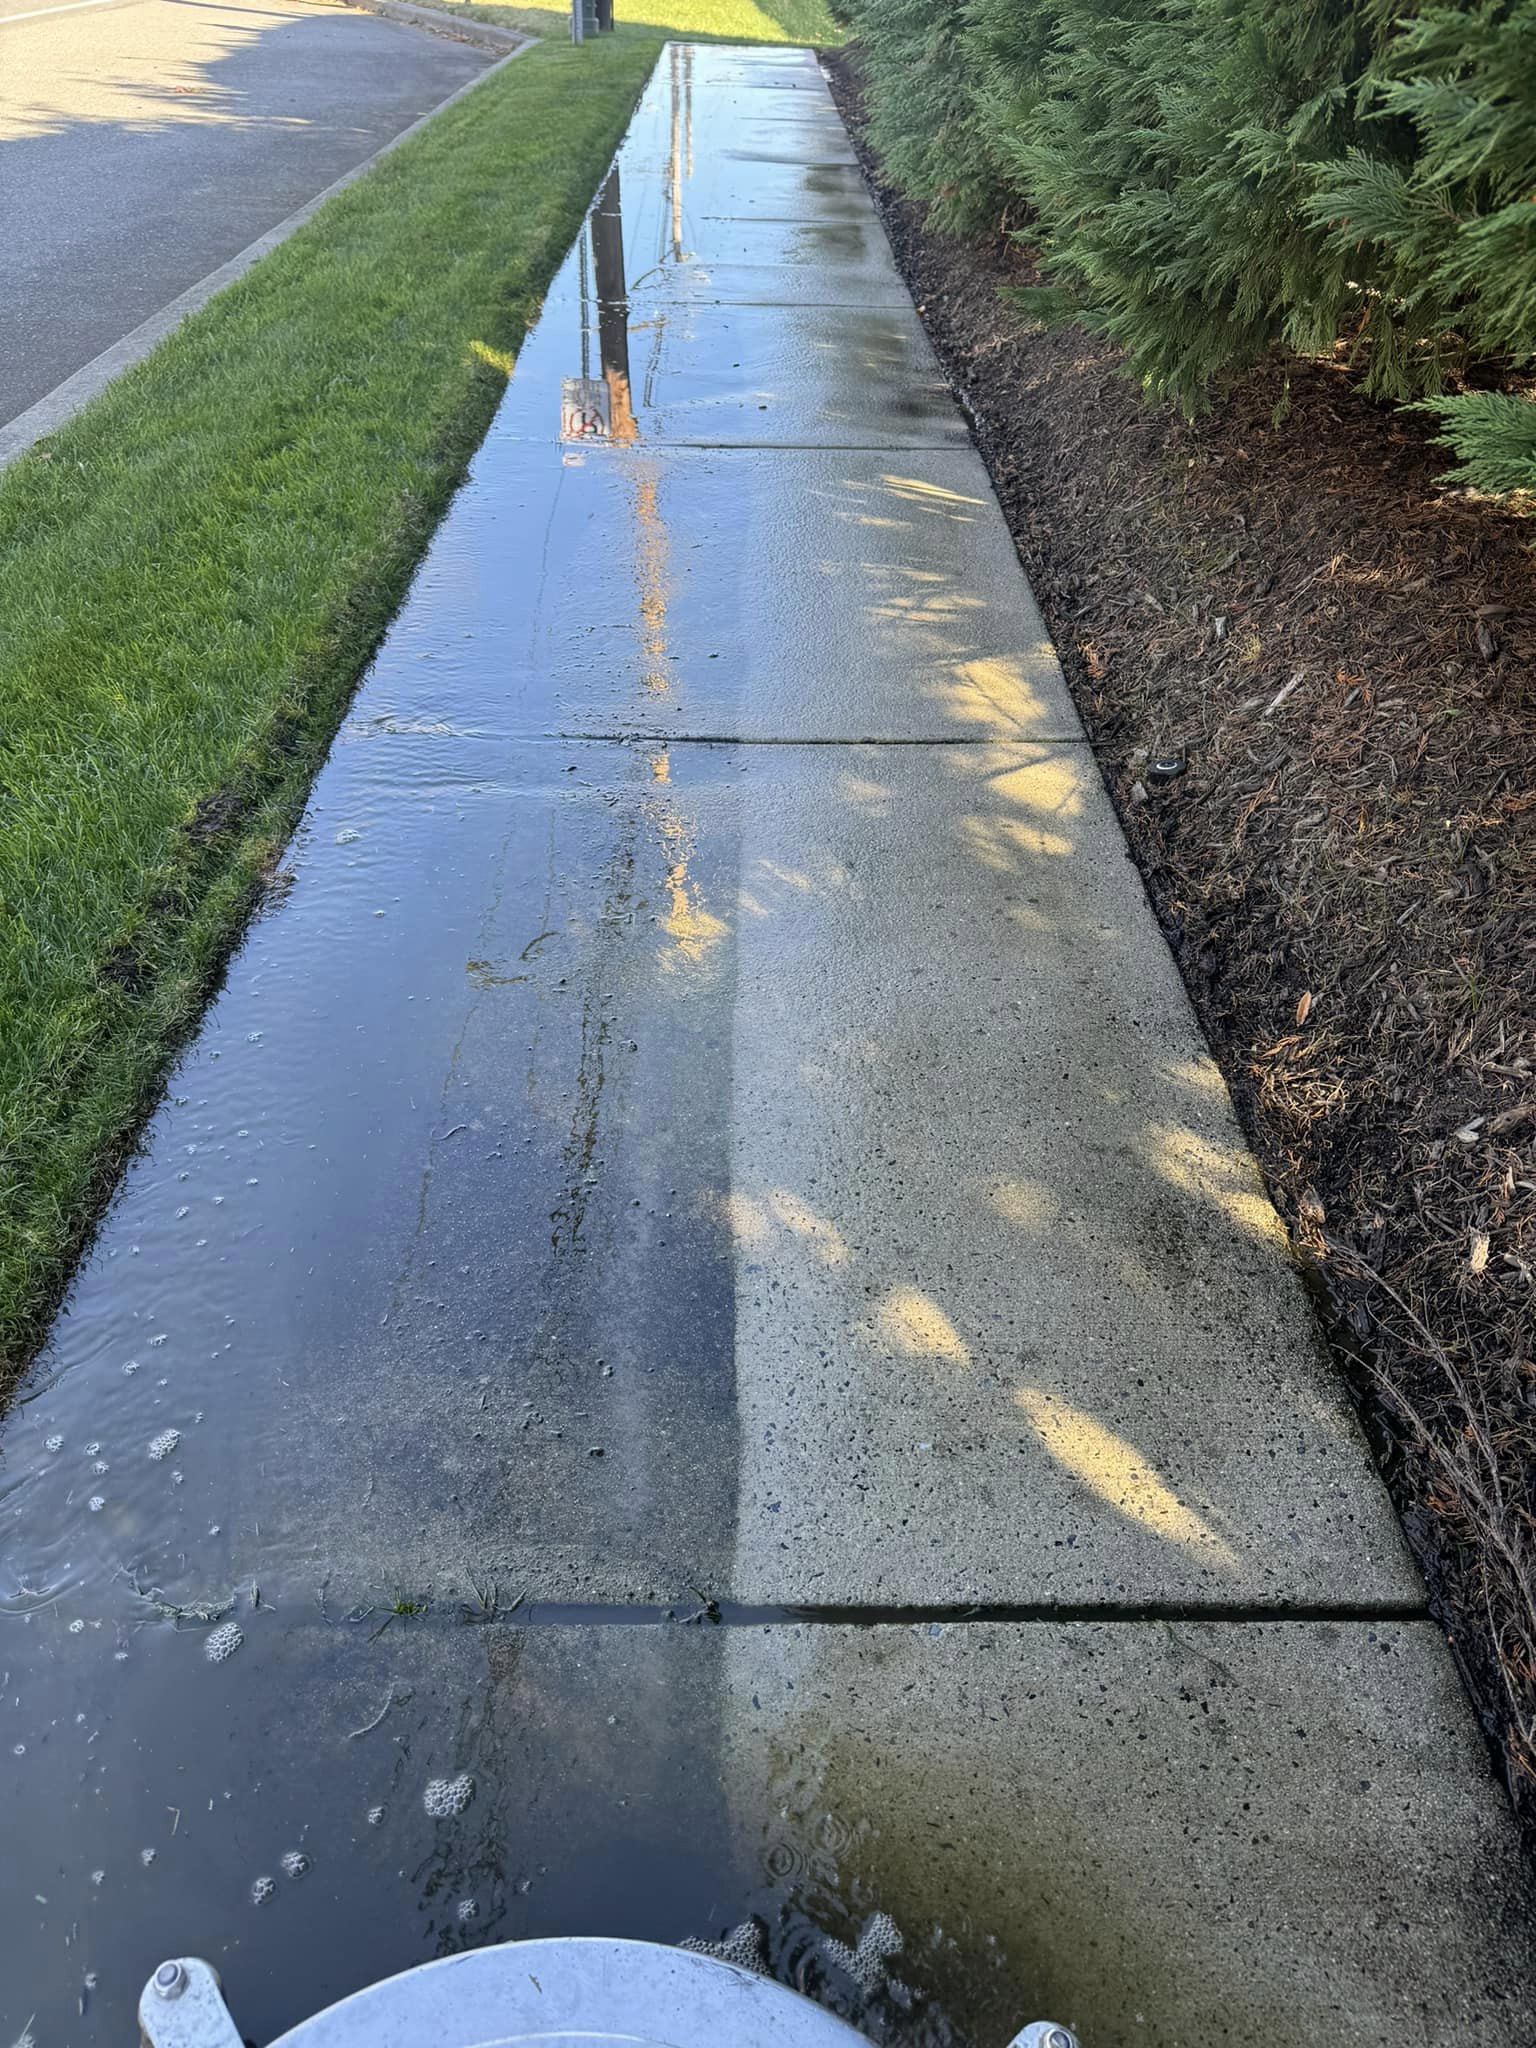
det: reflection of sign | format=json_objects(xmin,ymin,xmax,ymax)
[{"xmin": 561, "ymin": 376, "xmax": 611, "ymax": 441}]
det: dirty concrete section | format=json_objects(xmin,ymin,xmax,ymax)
[{"xmin": 1, "ymin": 38, "xmax": 1533, "ymax": 2048}]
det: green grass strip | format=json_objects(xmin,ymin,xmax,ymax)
[
  {"xmin": 439, "ymin": 0, "xmax": 843, "ymax": 42},
  {"xmin": 0, "ymin": 35, "xmax": 668, "ymax": 1384}
]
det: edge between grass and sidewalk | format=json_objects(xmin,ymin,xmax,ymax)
[{"xmin": 0, "ymin": 32, "xmax": 681, "ymax": 1399}]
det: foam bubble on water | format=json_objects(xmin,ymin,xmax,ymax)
[
  {"xmin": 280, "ymin": 1850, "xmax": 310, "ymax": 1880},
  {"xmin": 172, "ymin": 1470, "xmax": 185, "ymax": 1486},
  {"xmin": 90, "ymin": 1871, "xmax": 105, "ymax": 1887},
  {"xmin": 336, "ymin": 828, "xmax": 360, "ymax": 844},
  {"xmin": 140, "ymin": 1848, "xmax": 156, "ymax": 1867},
  {"xmin": 44, "ymin": 1435, "xmax": 63, "ymax": 1453},
  {"xmin": 91, "ymin": 1460, "xmax": 109, "ymax": 1475},
  {"xmin": 366, "ymin": 1805, "xmax": 386, "ymax": 1827},
  {"xmin": 175, "ymin": 1207, "xmax": 190, "ymax": 1221},
  {"xmin": 456, "ymin": 1898, "xmax": 478, "ymax": 1923},
  {"xmin": 85, "ymin": 1442, "xmax": 101, "ymax": 1457},
  {"xmin": 88, "ymin": 1496, "xmax": 106, "ymax": 1512},
  {"xmin": 148, "ymin": 1429, "xmax": 181, "ymax": 1462},
  {"xmin": 69, "ymin": 1620, "xmax": 85, "ymax": 1635},
  {"xmin": 122, "ymin": 1361, "xmax": 139, "ymax": 1377},
  {"xmin": 204, "ymin": 1622, "xmax": 243, "ymax": 1665},
  {"xmin": 12, "ymin": 1744, "xmax": 23, "ymax": 1757},
  {"xmin": 424, "ymin": 1773, "xmax": 474, "ymax": 1819},
  {"xmin": 149, "ymin": 1334, "xmax": 167, "ymax": 1348},
  {"xmin": 251, "ymin": 1876, "xmax": 276, "ymax": 1905}
]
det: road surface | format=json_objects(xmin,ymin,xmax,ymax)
[{"xmin": 0, "ymin": 0, "xmax": 488, "ymax": 427}]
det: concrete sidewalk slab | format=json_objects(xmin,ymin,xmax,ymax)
[
  {"xmin": 543, "ymin": 211, "xmax": 912, "ymax": 303},
  {"xmin": 725, "ymin": 1618, "xmax": 1536, "ymax": 2046},
  {"xmin": 0, "ymin": 738, "xmax": 1407, "ymax": 1612},
  {"xmin": 7, "ymin": 1607, "xmax": 1525, "ymax": 2048},
  {"xmin": 363, "ymin": 446, "xmax": 1082, "ymax": 741}
]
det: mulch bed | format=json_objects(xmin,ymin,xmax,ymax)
[{"xmin": 824, "ymin": 50, "xmax": 1536, "ymax": 1840}]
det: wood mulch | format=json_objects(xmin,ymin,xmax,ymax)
[{"xmin": 824, "ymin": 50, "xmax": 1536, "ymax": 1840}]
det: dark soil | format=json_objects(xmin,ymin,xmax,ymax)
[{"xmin": 822, "ymin": 50, "xmax": 1536, "ymax": 1840}]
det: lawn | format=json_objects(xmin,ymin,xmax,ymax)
[
  {"xmin": 436, "ymin": 0, "xmax": 842, "ymax": 43},
  {"xmin": 0, "ymin": 10, "xmax": 845, "ymax": 1389}
]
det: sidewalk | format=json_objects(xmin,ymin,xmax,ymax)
[{"xmin": 0, "ymin": 43, "xmax": 1531, "ymax": 2048}]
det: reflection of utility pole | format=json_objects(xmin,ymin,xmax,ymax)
[
  {"xmin": 669, "ymin": 43, "xmax": 683, "ymax": 260},
  {"xmin": 561, "ymin": 169, "xmax": 634, "ymax": 443},
  {"xmin": 591, "ymin": 171, "xmax": 629, "ymax": 385},
  {"xmin": 591, "ymin": 169, "xmax": 636, "ymax": 442},
  {"xmin": 595, "ymin": 0, "xmax": 614, "ymax": 27},
  {"xmin": 569, "ymin": 0, "xmax": 598, "ymax": 39}
]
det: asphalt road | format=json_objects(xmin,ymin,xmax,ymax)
[{"xmin": 0, "ymin": 0, "xmax": 489, "ymax": 426}]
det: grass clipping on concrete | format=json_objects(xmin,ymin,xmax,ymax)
[{"xmin": 0, "ymin": 36, "xmax": 661, "ymax": 1387}]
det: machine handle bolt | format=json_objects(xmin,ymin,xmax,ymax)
[{"xmin": 152, "ymin": 1961, "xmax": 188, "ymax": 2001}]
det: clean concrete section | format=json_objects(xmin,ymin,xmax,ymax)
[
  {"xmin": 726, "ymin": 743, "xmax": 1417, "ymax": 1605},
  {"xmin": 0, "ymin": 0, "xmax": 490, "ymax": 429},
  {"xmin": 0, "ymin": 39, "xmax": 1530, "ymax": 2048}
]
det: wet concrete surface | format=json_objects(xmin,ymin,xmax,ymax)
[
  {"xmin": 3, "ymin": 37, "xmax": 1535, "ymax": 2048},
  {"xmin": 380, "ymin": 446, "xmax": 1082, "ymax": 742}
]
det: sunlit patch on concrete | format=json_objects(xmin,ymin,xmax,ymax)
[
  {"xmin": 958, "ymin": 812, "xmax": 1075, "ymax": 867},
  {"xmin": 1013, "ymin": 1388, "xmax": 1236, "ymax": 1567},
  {"xmin": 837, "ymin": 772, "xmax": 893, "ymax": 816},
  {"xmin": 1162, "ymin": 1056, "xmax": 1228, "ymax": 1095},
  {"xmin": 871, "ymin": 1286, "xmax": 971, "ymax": 1368},
  {"xmin": 717, "ymin": 1190, "xmax": 772, "ymax": 1248},
  {"xmin": 983, "ymin": 750, "xmax": 1086, "ymax": 820},
  {"xmin": 988, "ymin": 1177, "xmax": 1061, "ymax": 1230},
  {"xmin": 878, "ymin": 471, "xmax": 985, "ymax": 516},
  {"xmin": 765, "ymin": 1189, "xmax": 850, "ymax": 1267},
  {"xmin": 932, "ymin": 655, "xmax": 1051, "ymax": 737},
  {"xmin": 1139, "ymin": 1123, "xmax": 1289, "ymax": 1250}
]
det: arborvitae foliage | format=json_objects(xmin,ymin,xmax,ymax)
[
  {"xmin": 1311, "ymin": 1, "xmax": 1536, "ymax": 491},
  {"xmin": 846, "ymin": 0, "xmax": 1535, "ymax": 501},
  {"xmin": 852, "ymin": 0, "xmax": 1008, "ymax": 231}
]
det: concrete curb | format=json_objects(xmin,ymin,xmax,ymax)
[
  {"xmin": 0, "ymin": 35, "xmax": 534, "ymax": 475},
  {"xmin": 340, "ymin": 0, "xmax": 528, "ymax": 54}
]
